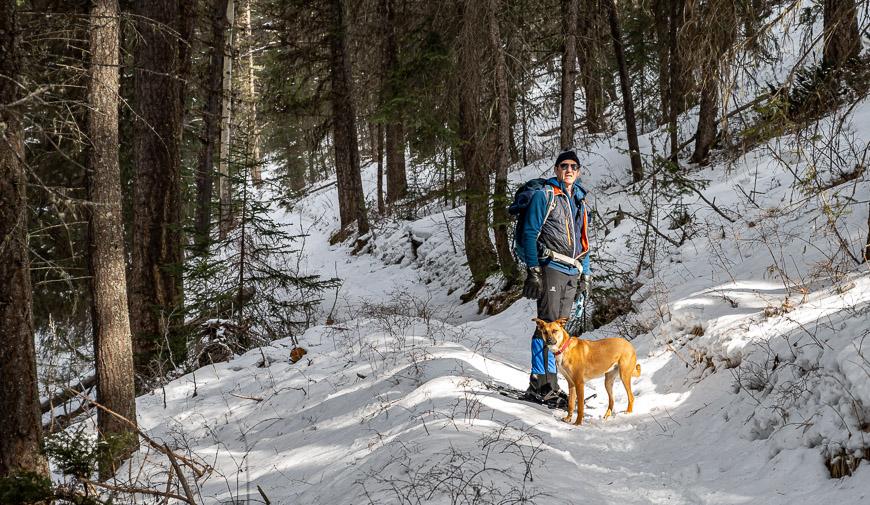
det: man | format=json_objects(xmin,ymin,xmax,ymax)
[{"xmin": 519, "ymin": 149, "xmax": 591, "ymax": 405}]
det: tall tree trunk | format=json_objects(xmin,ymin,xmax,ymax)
[
  {"xmin": 667, "ymin": 0, "xmax": 679, "ymax": 158},
  {"xmin": 376, "ymin": 123, "xmax": 385, "ymax": 214},
  {"xmin": 218, "ymin": 0, "xmax": 236, "ymax": 239},
  {"xmin": 690, "ymin": 77, "xmax": 717, "ymax": 164},
  {"xmin": 652, "ymin": 0, "xmax": 671, "ymax": 125},
  {"xmin": 487, "ymin": 0, "xmax": 518, "ymax": 283},
  {"xmin": 577, "ymin": 0, "xmax": 608, "ymax": 134},
  {"xmin": 195, "ymin": 0, "xmax": 230, "ymax": 253},
  {"xmin": 459, "ymin": 0, "xmax": 497, "ymax": 286},
  {"xmin": 605, "ymin": 0, "xmax": 643, "ymax": 182},
  {"xmin": 690, "ymin": 0, "xmax": 737, "ymax": 164},
  {"xmin": 560, "ymin": 0, "xmax": 579, "ymax": 148},
  {"xmin": 86, "ymin": 0, "xmax": 138, "ymax": 478},
  {"xmin": 655, "ymin": 0, "xmax": 693, "ymax": 127},
  {"xmin": 241, "ymin": 0, "xmax": 261, "ymax": 184},
  {"xmin": 381, "ymin": 0, "xmax": 408, "ymax": 205},
  {"xmin": 177, "ymin": 0, "xmax": 195, "ymax": 125},
  {"xmin": 0, "ymin": 0, "xmax": 49, "ymax": 478},
  {"xmin": 823, "ymin": 0, "xmax": 860, "ymax": 69},
  {"xmin": 329, "ymin": 0, "xmax": 370, "ymax": 235},
  {"xmin": 131, "ymin": 0, "xmax": 185, "ymax": 378}
]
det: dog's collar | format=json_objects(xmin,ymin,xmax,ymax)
[{"xmin": 553, "ymin": 338, "xmax": 573, "ymax": 356}]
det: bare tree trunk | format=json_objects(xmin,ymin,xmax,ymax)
[
  {"xmin": 655, "ymin": 0, "xmax": 693, "ymax": 131},
  {"xmin": 823, "ymin": 0, "xmax": 860, "ymax": 69},
  {"xmin": 131, "ymin": 0, "xmax": 186, "ymax": 378},
  {"xmin": 577, "ymin": 0, "xmax": 608, "ymax": 133},
  {"xmin": 667, "ymin": 0, "xmax": 679, "ymax": 158},
  {"xmin": 864, "ymin": 201, "xmax": 870, "ymax": 263},
  {"xmin": 330, "ymin": 0, "xmax": 370, "ymax": 235},
  {"xmin": 195, "ymin": 0, "xmax": 230, "ymax": 253},
  {"xmin": 459, "ymin": 0, "xmax": 497, "ymax": 286},
  {"xmin": 691, "ymin": 77, "xmax": 717, "ymax": 164},
  {"xmin": 653, "ymin": 0, "xmax": 671, "ymax": 126},
  {"xmin": 0, "ymin": 0, "xmax": 49, "ymax": 478},
  {"xmin": 560, "ymin": 0, "xmax": 579, "ymax": 148},
  {"xmin": 86, "ymin": 0, "xmax": 138, "ymax": 478},
  {"xmin": 488, "ymin": 0, "xmax": 518, "ymax": 283},
  {"xmin": 690, "ymin": 0, "xmax": 737, "ymax": 164},
  {"xmin": 605, "ymin": 0, "xmax": 643, "ymax": 183},
  {"xmin": 218, "ymin": 0, "xmax": 236, "ymax": 239},
  {"xmin": 377, "ymin": 122, "xmax": 385, "ymax": 214},
  {"xmin": 381, "ymin": 0, "xmax": 407, "ymax": 205},
  {"xmin": 240, "ymin": 0, "xmax": 261, "ymax": 184}
]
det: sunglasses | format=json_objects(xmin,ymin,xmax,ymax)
[{"xmin": 558, "ymin": 163, "xmax": 579, "ymax": 171}]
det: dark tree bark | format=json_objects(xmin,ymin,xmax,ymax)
[
  {"xmin": 690, "ymin": 0, "xmax": 737, "ymax": 164},
  {"xmin": 691, "ymin": 78, "xmax": 718, "ymax": 164},
  {"xmin": 488, "ymin": 0, "xmax": 518, "ymax": 283},
  {"xmin": 177, "ymin": 0, "xmax": 195, "ymax": 124},
  {"xmin": 652, "ymin": 0, "xmax": 671, "ymax": 125},
  {"xmin": 376, "ymin": 122, "xmax": 385, "ymax": 214},
  {"xmin": 329, "ymin": 0, "xmax": 370, "ymax": 235},
  {"xmin": 86, "ymin": 0, "xmax": 138, "ymax": 478},
  {"xmin": 459, "ymin": 0, "xmax": 497, "ymax": 285},
  {"xmin": 577, "ymin": 0, "xmax": 608, "ymax": 134},
  {"xmin": 559, "ymin": 0, "xmax": 579, "ymax": 148},
  {"xmin": 822, "ymin": 0, "xmax": 860, "ymax": 69},
  {"xmin": 605, "ymin": 0, "xmax": 643, "ymax": 182},
  {"xmin": 653, "ymin": 0, "xmax": 693, "ymax": 129},
  {"xmin": 0, "ymin": 0, "xmax": 49, "ymax": 478},
  {"xmin": 131, "ymin": 0, "xmax": 186, "ymax": 377},
  {"xmin": 666, "ymin": 0, "xmax": 680, "ymax": 158},
  {"xmin": 194, "ymin": 0, "xmax": 231, "ymax": 253},
  {"xmin": 381, "ymin": 0, "xmax": 408, "ymax": 205}
]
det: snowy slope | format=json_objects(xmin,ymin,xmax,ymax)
[
  {"xmin": 122, "ymin": 93, "xmax": 870, "ymax": 505},
  {"xmin": 108, "ymin": 3, "xmax": 870, "ymax": 502}
]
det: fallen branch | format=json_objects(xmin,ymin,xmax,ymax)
[
  {"xmin": 73, "ymin": 392, "xmax": 209, "ymax": 478},
  {"xmin": 667, "ymin": 343, "xmax": 693, "ymax": 367},
  {"xmin": 165, "ymin": 443, "xmax": 198, "ymax": 505},
  {"xmin": 44, "ymin": 402, "xmax": 90, "ymax": 434},
  {"xmin": 229, "ymin": 392, "xmax": 263, "ymax": 402},
  {"xmin": 620, "ymin": 210, "xmax": 683, "ymax": 247},
  {"xmin": 81, "ymin": 478, "xmax": 192, "ymax": 504},
  {"xmin": 41, "ymin": 375, "xmax": 97, "ymax": 414}
]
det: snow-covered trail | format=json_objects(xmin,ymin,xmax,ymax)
[{"xmin": 131, "ymin": 93, "xmax": 870, "ymax": 504}]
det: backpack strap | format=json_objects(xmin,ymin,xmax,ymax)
[{"xmin": 542, "ymin": 186, "xmax": 557, "ymax": 223}]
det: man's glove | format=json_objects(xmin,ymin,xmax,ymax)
[
  {"xmin": 575, "ymin": 273, "xmax": 591, "ymax": 301},
  {"xmin": 522, "ymin": 267, "xmax": 543, "ymax": 300}
]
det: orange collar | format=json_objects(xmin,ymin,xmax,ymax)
[{"xmin": 554, "ymin": 337, "xmax": 573, "ymax": 356}]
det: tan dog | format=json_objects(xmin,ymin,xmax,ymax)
[{"xmin": 533, "ymin": 318, "xmax": 640, "ymax": 425}]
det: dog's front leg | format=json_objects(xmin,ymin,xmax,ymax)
[
  {"xmin": 562, "ymin": 383, "xmax": 575, "ymax": 423},
  {"xmin": 574, "ymin": 381, "xmax": 585, "ymax": 425}
]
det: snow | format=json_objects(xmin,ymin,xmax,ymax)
[
  {"xmin": 121, "ymin": 81, "xmax": 870, "ymax": 502},
  {"xmin": 49, "ymin": 3, "xmax": 870, "ymax": 503}
]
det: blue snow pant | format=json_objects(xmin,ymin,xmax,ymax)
[{"xmin": 529, "ymin": 267, "xmax": 578, "ymax": 395}]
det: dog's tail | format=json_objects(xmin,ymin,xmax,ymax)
[{"xmin": 633, "ymin": 364, "xmax": 641, "ymax": 377}]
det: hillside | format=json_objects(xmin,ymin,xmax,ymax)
[{"xmin": 120, "ymin": 83, "xmax": 870, "ymax": 503}]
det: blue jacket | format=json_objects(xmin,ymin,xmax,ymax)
[{"xmin": 519, "ymin": 177, "xmax": 590, "ymax": 275}]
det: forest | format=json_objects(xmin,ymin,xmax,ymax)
[{"xmin": 1, "ymin": 0, "xmax": 868, "ymax": 503}]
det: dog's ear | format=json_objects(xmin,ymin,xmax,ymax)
[
  {"xmin": 531, "ymin": 318, "xmax": 544, "ymax": 326},
  {"xmin": 555, "ymin": 317, "xmax": 569, "ymax": 327}
]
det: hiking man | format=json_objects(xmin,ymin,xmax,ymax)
[{"xmin": 519, "ymin": 149, "xmax": 591, "ymax": 404}]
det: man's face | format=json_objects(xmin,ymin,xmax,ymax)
[{"xmin": 555, "ymin": 160, "xmax": 579, "ymax": 185}]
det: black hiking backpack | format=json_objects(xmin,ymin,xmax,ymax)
[{"xmin": 507, "ymin": 178, "xmax": 557, "ymax": 265}]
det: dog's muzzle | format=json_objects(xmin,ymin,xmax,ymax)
[{"xmin": 545, "ymin": 336, "xmax": 557, "ymax": 346}]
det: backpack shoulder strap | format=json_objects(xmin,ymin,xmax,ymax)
[{"xmin": 543, "ymin": 185, "xmax": 557, "ymax": 221}]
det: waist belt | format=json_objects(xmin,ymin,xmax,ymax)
[{"xmin": 541, "ymin": 248, "xmax": 585, "ymax": 269}]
